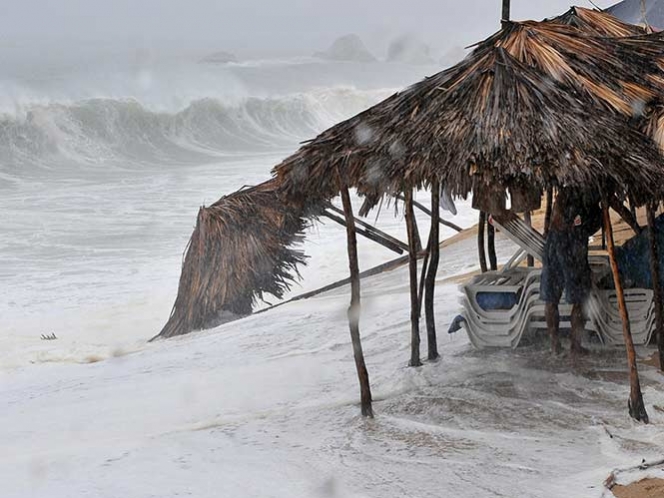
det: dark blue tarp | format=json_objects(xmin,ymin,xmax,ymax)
[
  {"xmin": 616, "ymin": 214, "xmax": 664, "ymax": 289},
  {"xmin": 607, "ymin": 0, "xmax": 664, "ymax": 29}
]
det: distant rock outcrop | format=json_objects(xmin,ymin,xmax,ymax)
[
  {"xmin": 314, "ymin": 34, "xmax": 376, "ymax": 63},
  {"xmin": 200, "ymin": 51, "xmax": 238, "ymax": 64},
  {"xmin": 387, "ymin": 36, "xmax": 435, "ymax": 65}
]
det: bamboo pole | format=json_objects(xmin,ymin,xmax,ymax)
[
  {"xmin": 425, "ymin": 180, "xmax": 441, "ymax": 360},
  {"xmin": 478, "ymin": 212, "xmax": 488, "ymax": 273},
  {"xmin": 603, "ymin": 200, "xmax": 649, "ymax": 423},
  {"xmin": 646, "ymin": 203, "xmax": 664, "ymax": 372},
  {"xmin": 405, "ymin": 188, "xmax": 422, "ymax": 367},
  {"xmin": 340, "ymin": 184, "xmax": 373, "ymax": 417}
]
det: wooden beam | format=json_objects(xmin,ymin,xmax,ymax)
[
  {"xmin": 487, "ymin": 218, "xmax": 498, "ymax": 271},
  {"xmin": 425, "ymin": 181, "xmax": 441, "ymax": 361},
  {"xmin": 502, "ymin": 0, "xmax": 511, "ymax": 28},
  {"xmin": 395, "ymin": 194, "xmax": 463, "ymax": 232},
  {"xmin": 322, "ymin": 210, "xmax": 406, "ymax": 255},
  {"xmin": 340, "ymin": 184, "xmax": 373, "ymax": 418},
  {"xmin": 609, "ymin": 196, "xmax": 642, "ymax": 235},
  {"xmin": 478, "ymin": 211, "xmax": 488, "ymax": 273},
  {"xmin": 405, "ymin": 188, "xmax": 422, "ymax": 367},
  {"xmin": 603, "ymin": 200, "xmax": 649, "ymax": 423},
  {"xmin": 325, "ymin": 203, "xmax": 409, "ymax": 251},
  {"xmin": 646, "ymin": 203, "xmax": 664, "ymax": 372}
]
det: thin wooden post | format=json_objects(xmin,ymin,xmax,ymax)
[
  {"xmin": 524, "ymin": 211, "xmax": 534, "ymax": 267},
  {"xmin": 395, "ymin": 194, "xmax": 463, "ymax": 232},
  {"xmin": 425, "ymin": 180, "xmax": 441, "ymax": 360},
  {"xmin": 646, "ymin": 203, "xmax": 664, "ymax": 372},
  {"xmin": 322, "ymin": 209, "xmax": 407, "ymax": 254},
  {"xmin": 340, "ymin": 184, "xmax": 373, "ymax": 417},
  {"xmin": 478, "ymin": 212, "xmax": 488, "ymax": 273},
  {"xmin": 502, "ymin": 0, "xmax": 511, "ymax": 28},
  {"xmin": 488, "ymin": 219, "xmax": 498, "ymax": 271},
  {"xmin": 405, "ymin": 188, "xmax": 422, "ymax": 367},
  {"xmin": 418, "ymin": 232, "xmax": 431, "ymax": 315},
  {"xmin": 603, "ymin": 200, "xmax": 649, "ymax": 423},
  {"xmin": 544, "ymin": 186, "xmax": 553, "ymax": 237}
]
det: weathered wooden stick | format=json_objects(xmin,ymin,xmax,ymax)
[
  {"xmin": 417, "ymin": 232, "xmax": 432, "ymax": 316},
  {"xmin": 524, "ymin": 211, "xmax": 534, "ymax": 267},
  {"xmin": 646, "ymin": 203, "xmax": 664, "ymax": 372},
  {"xmin": 603, "ymin": 200, "xmax": 649, "ymax": 423},
  {"xmin": 487, "ymin": 218, "xmax": 498, "ymax": 271},
  {"xmin": 322, "ymin": 209, "xmax": 406, "ymax": 254},
  {"xmin": 395, "ymin": 194, "xmax": 463, "ymax": 232},
  {"xmin": 405, "ymin": 188, "xmax": 422, "ymax": 367},
  {"xmin": 478, "ymin": 211, "xmax": 488, "ymax": 273},
  {"xmin": 325, "ymin": 203, "xmax": 409, "ymax": 251},
  {"xmin": 502, "ymin": 0, "xmax": 511, "ymax": 28},
  {"xmin": 425, "ymin": 181, "xmax": 441, "ymax": 360},
  {"xmin": 340, "ymin": 183, "xmax": 373, "ymax": 417},
  {"xmin": 609, "ymin": 196, "xmax": 642, "ymax": 235}
]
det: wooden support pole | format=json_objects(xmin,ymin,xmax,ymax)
[
  {"xmin": 418, "ymin": 232, "xmax": 431, "ymax": 315},
  {"xmin": 326, "ymin": 203, "xmax": 408, "ymax": 250},
  {"xmin": 502, "ymin": 0, "xmax": 511, "ymax": 28},
  {"xmin": 487, "ymin": 218, "xmax": 498, "ymax": 271},
  {"xmin": 603, "ymin": 200, "xmax": 649, "ymax": 423},
  {"xmin": 322, "ymin": 209, "xmax": 407, "ymax": 254},
  {"xmin": 646, "ymin": 203, "xmax": 664, "ymax": 372},
  {"xmin": 340, "ymin": 184, "xmax": 373, "ymax": 417},
  {"xmin": 405, "ymin": 188, "xmax": 422, "ymax": 367},
  {"xmin": 524, "ymin": 211, "xmax": 534, "ymax": 267},
  {"xmin": 608, "ymin": 196, "xmax": 642, "ymax": 235},
  {"xmin": 425, "ymin": 181, "xmax": 441, "ymax": 360},
  {"xmin": 396, "ymin": 194, "xmax": 463, "ymax": 232},
  {"xmin": 478, "ymin": 211, "xmax": 488, "ymax": 273},
  {"xmin": 544, "ymin": 186, "xmax": 553, "ymax": 238}
]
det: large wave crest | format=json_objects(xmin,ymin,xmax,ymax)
[{"xmin": 0, "ymin": 87, "xmax": 389, "ymax": 170}]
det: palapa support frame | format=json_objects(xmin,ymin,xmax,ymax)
[
  {"xmin": 478, "ymin": 212, "xmax": 488, "ymax": 273},
  {"xmin": 425, "ymin": 180, "xmax": 441, "ymax": 360},
  {"xmin": 405, "ymin": 188, "xmax": 422, "ymax": 367},
  {"xmin": 603, "ymin": 199, "xmax": 649, "ymax": 423},
  {"xmin": 339, "ymin": 180, "xmax": 373, "ymax": 417}
]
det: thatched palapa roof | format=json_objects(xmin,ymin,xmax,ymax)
[
  {"xmin": 273, "ymin": 11, "xmax": 664, "ymax": 208},
  {"xmin": 155, "ymin": 178, "xmax": 312, "ymax": 339}
]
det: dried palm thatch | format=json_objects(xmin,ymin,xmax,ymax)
[
  {"xmin": 554, "ymin": 6, "xmax": 647, "ymax": 36},
  {"xmin": 272, "ymin": 17, "xmax": 664, "ymax": 210},
  {"xmin": 154, "ymin": 178, "xmax": 312, "ymax": 340}
]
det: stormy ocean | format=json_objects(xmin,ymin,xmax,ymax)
[{"xmin": 0, "ymin": 49, "xmax": 459, "ymax": 367}]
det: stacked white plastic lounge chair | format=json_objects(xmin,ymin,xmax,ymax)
[{"xmin": 461, "ymin": 213, "xmax": 656, "ymax": 349}]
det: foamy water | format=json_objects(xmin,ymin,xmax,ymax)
[{"xmin": 0, "ymin": 57, "xmax": 474, "ymax": 369}]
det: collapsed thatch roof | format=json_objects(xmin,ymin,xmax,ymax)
[
  {"xmin": 273, "ymin": 10, "xmax": 664, "ymax": 209},
  {"xmin": 155, "ymin": 178, "xmax": 312, "ymax": 339}
]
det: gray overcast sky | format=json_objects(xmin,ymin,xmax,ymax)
[{"xmin": 0, "ymin": 1, "xmax": 617, "ymax": 56}]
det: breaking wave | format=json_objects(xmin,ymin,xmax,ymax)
[{"xmin": 0, "ymin": 87, "xmax": 389, "ymax": 169}]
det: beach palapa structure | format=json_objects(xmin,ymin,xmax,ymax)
[
  {"xmin": 271, "ymin": 10, "xmax": 664, "ymax": 420},
  {"xmin": 157, "ymin": 6, "xmax": 664, "ymax": 422}
]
